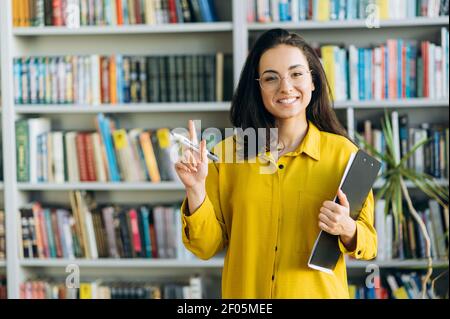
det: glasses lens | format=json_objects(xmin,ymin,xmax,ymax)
[
  {"xmin": 290, "ymin": 68, "xmax": 309, "ymax": 85},
  {"xmin": 260, "ymin": 73, "xmax": 280, "ymax": 91}
]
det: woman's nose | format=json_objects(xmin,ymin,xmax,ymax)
[{"xmin": 279, "ymin": 77, "xmax": 295, "ymax": 93}]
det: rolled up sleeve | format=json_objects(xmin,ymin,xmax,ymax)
[
  {"xmin": 180, "ymin": 160, "xmax": 228, "ymax": 260},
  {"xmin": 339, "ymin": 190, "xmax": 377, "ymax": 260}
]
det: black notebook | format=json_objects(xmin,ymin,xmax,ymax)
[{"xmin": 308, "ymin": 149, "xmax": 381, "ymax": 274}]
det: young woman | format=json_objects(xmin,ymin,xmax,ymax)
[{"xmin": 174, "ymin": 29, "xmax": 377, "ymax": 298}]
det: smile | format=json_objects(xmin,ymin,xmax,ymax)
[{"xmin": 277, "ymin": 97, "xmax": 299, "ymax": 104}]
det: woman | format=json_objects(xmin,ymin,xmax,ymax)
[{"xmin": 174, "ymin": 29, "xmax": 377, "ymax": 298}]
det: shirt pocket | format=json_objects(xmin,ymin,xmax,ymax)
[{"xmin": 296, "ymin": 190, "xmax": 326, "ymax": 254}]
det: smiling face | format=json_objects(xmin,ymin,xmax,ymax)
[{"xmin": 258, "ymin": 44, "xmax": 315, "ymax": 121}]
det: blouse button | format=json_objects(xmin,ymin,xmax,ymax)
[{"xmin": 278, "ymin": 164, "xmax": 284, "ymax": 169}]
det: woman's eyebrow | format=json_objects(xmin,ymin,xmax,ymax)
[{"xmin": 261, "ymin": 64, "xmax": 307, "ymax": 75}]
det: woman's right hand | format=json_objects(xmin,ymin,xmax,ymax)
[{"xmin": 174, "ymin": 120, "xmax": 209, "ymax": 190}]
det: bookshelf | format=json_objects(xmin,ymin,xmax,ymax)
[
  {"xmin": 345, "ymin": 259, "xmax": 449, "ymax": 269},
  {"xmin": 14, "ymin": 179, "xmax": 449, "ymax": 191},
  {"xmin": 12, "ymin": 22, "xmax": 234, "ymax": 35},
  {"xmin": 16, "ymin": 181, "xmax": 186, "ymax": 191},
  {"xmin": 19, "ymin": 258, "xmax": 224, "ymax": 268},
  {"xmin": 1, "ymin": 0, "xmax": 449, "ymax": 299},
  {"xmin": 18, "ymin": 258, "xmax": 450, "ymax": 270},
  {"xmin": 247, "ymin": 16, "xmax": 450, "ymax": 30},
  {"xmin": 15, "ymin": 102, "xmax": 231, "ymax": 113}
]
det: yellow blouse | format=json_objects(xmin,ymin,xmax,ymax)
[{"xmin": 181, "ymin": 121, "xmax": 377, "ymax": 299}]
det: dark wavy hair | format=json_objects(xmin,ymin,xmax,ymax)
[{"xmin": 230, "ymin": 28, "xmax": 349, "ymax": 159}]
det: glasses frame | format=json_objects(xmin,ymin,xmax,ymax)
[{"xmin": 255, "ymin": 69, "xmax": 312, "ymax": 92}]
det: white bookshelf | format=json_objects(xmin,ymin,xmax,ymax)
[
  {"xmin": 19, "ymin": 258, "xmax": 224, "ymax": 268},
  {"xmin": 15, "ymin": 179, "xmax": 449, "ymax": 191},
  {"xmin": 17, "ymin": 257, "xmax": 449, "ymax": 269},
  {"xmin": 13, "ymin": 99, "xmax": 448, "ymax": 114},
  {"xmin": 248, "ymin": 16, "xmax": 450, "ymax": 30},
  {"xmin": 373, "ymin": 179, "xmax": 449, "ymax": 189},
  {"xmin": 15, "ymin": 102, "xmax": 231, "ymax": 114},
  {"xmin": 17, "ymin": 181, "xmax": 185, "ymax": 191},
  {"xmin": 346, "ymin": 259, "xmax": 450, "ymax": 269},
  {"xmin": 334, "ymin": 98, "xmax": 449, "ymax": 109},
  {"xmin": 12, "ymin": 22, "xmax": 233, "ymax": 36},
  {"xmin": 1, "ymin": 0, "xmax": 449, "ymax": 299}
]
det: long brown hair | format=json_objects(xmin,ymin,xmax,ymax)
[{"xmin": 230, "ymin": 28, "xmax": 349, "ymax": 158}]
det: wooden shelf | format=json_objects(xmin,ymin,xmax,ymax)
[
  {"xmin": 15, "ymin": 102, "xmax": 231, "ymax": 114},
  {"xmin": 17, "ymin": 182, "xmax": 185, "ymax": 191},
  {"xmin": 248, "ymin": 17, "xmax": 450, "ymax": 31},
  {"xmin": 12, "ymin": 22, "xmax": 233, "ymax": 36}
]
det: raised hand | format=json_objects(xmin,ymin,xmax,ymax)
[{"xmin": 174, "ymin": 120, "xmax": 209, "ymax": 190}]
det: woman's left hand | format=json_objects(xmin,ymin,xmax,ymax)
[{"xmin": 318, "ymin": 189, "xmax": 356, "ymax": 240}]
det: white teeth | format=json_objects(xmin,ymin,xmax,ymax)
[{"xmin": 278, "ymin": 97, "xmax": 297, "ymax": 104}]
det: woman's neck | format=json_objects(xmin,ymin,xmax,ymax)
[{"xmin": 276, "ymin": 116, "xmax": 309, "ymax": 154}]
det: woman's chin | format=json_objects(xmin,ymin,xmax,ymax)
[{"xmin": 272, "ymin": 106, "xmax": 305, "ymax": 119}]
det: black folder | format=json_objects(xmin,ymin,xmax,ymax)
[{"xmin": 308, "ymin": 149, "xmax": 381, "ymax": 273}]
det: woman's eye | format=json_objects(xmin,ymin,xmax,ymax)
[
  {"xmin": 263, "ymin": 77, "xmax": 277, "ymax": 82},
  {"xmin": 291, "ymin": 72, "xmax": 304, "ymax": 78}
]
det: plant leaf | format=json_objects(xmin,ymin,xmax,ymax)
[
  {"xmin": 382, "ymin": 112, "xmax": 397, "ymax": 163},
  {"xmin": 375, "ymin": 178, "xmax": 391, "ymax": 202},
  {"xmin": 355, "ymin": 132, "xmax": 395, "ymax": 167},
  {"xmin": 400, "ymin": 168, "xmax": 449, "ymax": 203}
]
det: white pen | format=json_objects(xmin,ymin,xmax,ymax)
[{"xmin": 170, "ymin": 131, "xmax": 219, "ymax": 162}]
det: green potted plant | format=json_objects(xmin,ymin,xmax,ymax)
[{"xmin": 356, "ymin": 111, "xmax": 449, "ymax": 299}]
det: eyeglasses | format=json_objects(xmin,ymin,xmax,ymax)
[{"xmin": 256, "ymin": 68, "xmax": 312, "ymax": 92}]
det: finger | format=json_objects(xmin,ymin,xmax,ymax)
[
  {"xmin": 182, "ymin": 160, "xmax": 197, "ymax": 172},
  {"xmin": 337, "ymin": 189, "xmax": 350, "ymax": 208},
  {"xmin": 181, "ymin": 147, "xmax": 191, "ymax": 162},
  {"xmin": 200, "ymin": 139, "xmax": 207, "ymax": 163},
  {"xmin": 189, "ymin": 120, "xmax": 198, "ymax": 145},
  {"xmin": 323, "ymin": 200, "xmax": 340, "ymax": 211},
  {"xmin": 318, "ymin": 213, "xmax": 335, "ymax": 227},
  {"xmin": 182, "ymin": 149, "xmax": 196, "ymax": 165},
  {"xmin": 180, "ymin": 153, "xmax": 195, "ymax": 172},
  {"xmin": 318, "ymin": 221, "xmax": 333, "ymax": 234},
  {"xmin": 175, "ymin": 162, "xmax": 191, "ymax": 173},
  {"xmin": 189, "ymin": 150, "xmax": 198, "ymax": 166},
  {"xmin": 185, "ymin": 152, "xmax": 198, "ymax": 172},
  {"xmin": 319, "ymin": 207, "xmax": 337, "ymax": 222}
]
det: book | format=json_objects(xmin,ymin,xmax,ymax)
[{"xmin": 308, "ymin": 149, "xmax": 381, "ymax": 274}]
